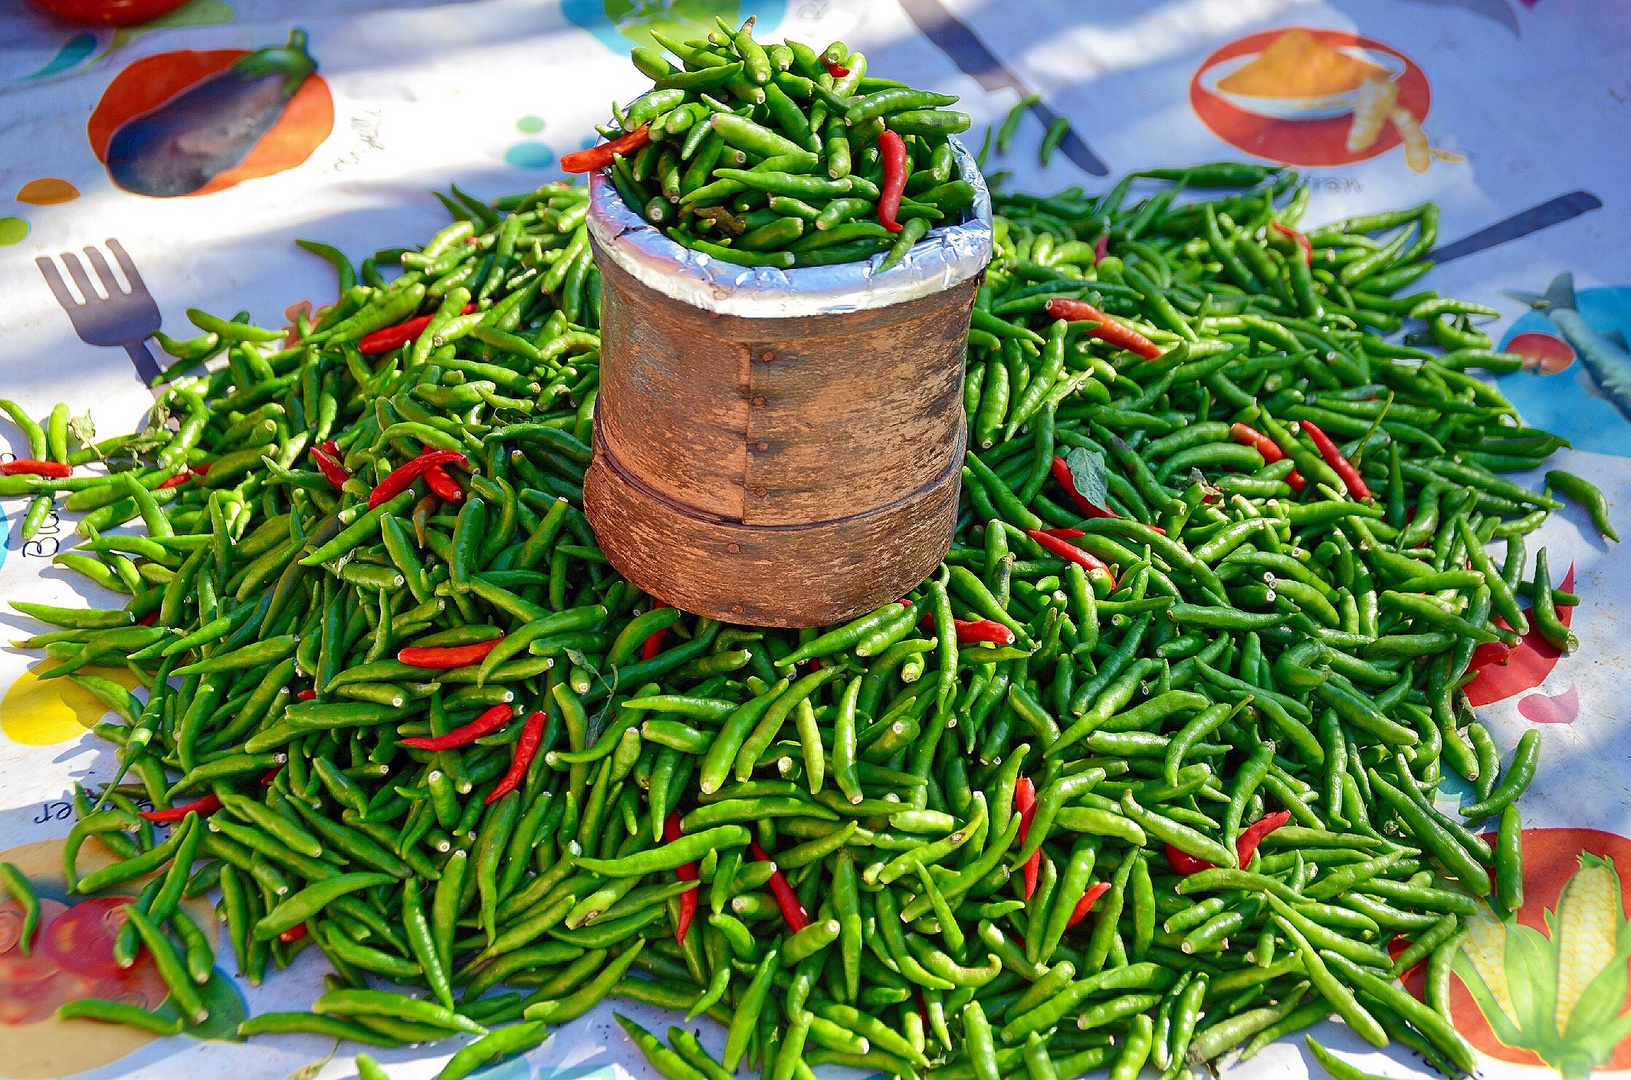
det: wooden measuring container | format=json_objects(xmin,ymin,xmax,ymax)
[{"xmin": 583, "ymin": 141, "xmax": 992, "ymax": 627}]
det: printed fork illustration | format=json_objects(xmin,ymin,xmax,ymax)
[{"xmin": 37, "ymin": 238, "xmax": 165, "ymax": 390}]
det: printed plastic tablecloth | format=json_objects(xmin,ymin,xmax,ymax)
[{"xmin": 0, "ymin": 1, "xmax": 1627, "ymax": 1078}]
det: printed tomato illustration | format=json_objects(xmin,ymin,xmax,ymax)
[
  {"xmin": 26, "ymin": 0, "xmax": 192, "ymax": 26},
  {"xmin": 1439, "ymin": 829, "xmax": 1631, "ymax": 1077},
  {"xmin": 88, "ymin": 30, "xmax": 332, "ymax": 198},
  {"xmin": 0, "ymin": 895, "xmax": 168, "ymax": 1029},
  {"xmin": 0, "ymin": 840, "xmax": 243, "ymax": 1077}
]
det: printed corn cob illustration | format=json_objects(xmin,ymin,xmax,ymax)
[{"xmin": 1455, "ymin": 853, "xmax": 1631, "ymax": 1080}]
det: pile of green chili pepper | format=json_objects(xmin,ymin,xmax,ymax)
[
  {"xmin": 6, "ymin": 158, "xmax": 1615, "ymax": 1080},
  {"xmin": 561, "ymin": 18, "xmax": 976, "ymax": 271}
]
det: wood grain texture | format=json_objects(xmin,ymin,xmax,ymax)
[
  {"xmin": 587, "ymin": 240, "xmax": 978, "ymax": 625},
  {"xmin": 585, "ymin": 422, "xmax": 964, "ymax": 626}
]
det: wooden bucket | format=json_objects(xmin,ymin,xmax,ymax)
[{"xmin": 582, "ymin": 145, "xmax": 992, "ymax": 627}]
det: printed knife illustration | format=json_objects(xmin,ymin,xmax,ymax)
[
  {"xmin": 1507, "ymin": 271, "xmax": 1631, "ymax": 422},
  {"xmin": 897, "ymin": 0, "xmax": 1108, "ymax": 175}
]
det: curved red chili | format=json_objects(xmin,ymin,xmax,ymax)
[
  {"xmin": 278, "ymin": 923, "xmax": 307, "ymax": 944},
  {"xmin": 424, "ymin": 464, "xmax": 464, "ymax": 503},
  {"xmin": 1049, "ymin": 457, "xmax": 1118, "ymax": 521},
  {"xmin": 368, "ymin": 448, "xmax": 470, "ymax": 510},
  {"xmin": 2, "ymin": 459, "xmax": 72, "ymax": 478},
  {"xmin": 1271, "ymin": 221, "xmax": 1313, "ymax": 266},
  {"xmin": 1234, "ymin": 810, "xmax": 1291, "ymax": 869},
  {"xmin": 751, "ymin": 840, "xmax": 809, "ymax": 931},
  {"xmin": 309, "ymin": 445, "xmax": 350, "ymax": 491},
  {"xmin": 400, "ymin": 704, "xmax": 514, "ymax": 750},
  {"xmin": 1092, "ymin": 234, "xmax": 1110, "ymax": 264},
  {"xmin": 1299, "ymin": 420, "xmax": 1371, "ymax": 499},
  {"xmin": 138, "ymin": 611, "xmax": 160, "ymax": 626},
  {"xmin": 1043, "ymin": 297, "xmax": 1162, "ymax": 360},
  {"xmin": 560, "ymin": 124, "xmax": 652, "ymax": 174},
  {"xmin": 1026, "ymin": 529, "xmax": 1118, "ymax": 589},
  {"xmin": 824, "ymin": 59, "xmax": 850, "ymax": 78},
  {"xmin": 155, "ymin": 471, "xmax": 193, "ymax": 490},
  {"xmin": 957, "ymin": 618, "xmax": 1014, "ymax": 646},
  {"xmin": 877, "ymin": 130, "xmax": 907, "ymax": 234},
  {"xmin": 1166, "ymin": 842, "xmax": 1214, "ymax": 876},
  {"xmin": 486, "ymin": 711, "xmax": 545, "ymax": 805},
  {"xmin": 1063, "ymin": 881, "xmax": 1112, "ymax": 930},
  {"xmin": 1015, "ymin": 776, "xmax": 1040, "ymax": 900},
  {"xmin": 357, "ymin": 304, "xmax": 477, "ymax": 356},
  {"xmin": 137, "ymin": 794, "xmax": 222, "ymax": 823},
  {"xmin": 1231, "ymin": 423, "xmax": 1304, "ymax": 493},
  {"xmin": 398, "ymin": 637, "xmax": 503, "ymax": 669},
  {"xmin": 642, "ymin": 601, "xmax": 670, "ymax": 661},
  {"xmin": 667, "ymin": 813, "xmax": 699, "ymax": 944}
]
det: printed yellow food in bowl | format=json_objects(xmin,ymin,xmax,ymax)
[{"xmin": 1202, "ymin": 29, "xmax": 1405, "ymax": 120}]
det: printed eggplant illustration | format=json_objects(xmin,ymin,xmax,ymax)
[
  {"xmin": 106, "ymin": 30, "xmax": 317, "ymax": 198},
  {"xmin": 1509, "ymin": 272, "xmax": 1631, "ymax": 422}
]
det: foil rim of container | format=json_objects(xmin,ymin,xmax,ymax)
[{"xmin": 586, "ymin": 133, "xmax": 992, "ymax": 319}]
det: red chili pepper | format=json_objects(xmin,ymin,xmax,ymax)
[
  {"xmin": 295, "ymin": 688, "xmax": 316, "ymax": 700},
  {"xmin": 1234, "ymin": 810, "xmax": 1291, "ymax": 869},
  {"xmin": 320, "ymin": 439, "xmax": 339, "ymax": 457},
  {"xmin": 955, "ymin": 618, "xmax": 1014, "ymax": 646},
  {"xmin": 398, "ymin": 637, "xmax": 503, "ymax": 669},
  {"xmin": 824, "ymin": 59, "xmax": 850, "ymax": 77},
  {"xmin": 1093, "ymin": 234, "xmax": 1110, "ymax": 264},
  {"xmin": 155, "ymin": 471, "xmax": 192, "ymax": 490},
  {"xmin": 357, "ymin": 304, "xmax": 478, "ymax": 356},
  {"xmin": 877, "ymin": 130, "xmax": 907, "ymax": 234},
  {"xmin": 368, "ymin": 448, "xmax": 470, "ymax": 510},
  {"xmin": 1271, "ymin": 221, "xmax": 1314, "ymax": 266},
  {"xmin": 1231, "ymin": 423, "xmax": 1304, "ymax": 493},
  {"xmin": 1063, "ymin": 881, "xmax": 1112, "ymax": 930},
  {"xmin": 560, "ymin": 124, "xmax": 652, "ymax": 174},
  {"xmin": 191, "ymin": 463, "xmax": 210, "ymax": 476},
  {"xmin": 2, "ymin": 459, "xmax": 72, "ymax": 478},
  {"xmin": 642, "ymin": 601, "xmax": 670, "ymax": 660},
  {"xmin": 1015, "ymin": 777, "xmax": 1040, "ymax": 900},
  {"xmin": 138, "ymin": 611, "xmax": 159, "ymax": 626},
  {"xmin": 137, "ymin": 794, "xmax": 222, "ymax": 823},
  {"xmin": 260, "ymin": 767, "xmax": 282, "ymax": 785},
  {"xmin": 1045, "ymin": 458, "xmax": 1169, "ymax": 533},
  {"xmin": 309, "ymin": 445, "xmax": 350, "ymax": 491},
  {"xmin": 1299, "ymin": 420, "xmax": 1371, "ymax": 500},
  {"xmin": 486, "ymin": 711, "xmax": 545, "ymax": 805},
  {"xmin": 278, "ymin": 923, "xmax": 307, "ymax": 944},
  {"xmin": 1048, "ymin": 457, "xmax": 1118, "ymax": 521},
  {"xmin": 1469, "ymin": 636, "xmax": 1516, "ymax": 673},
  {"xmin": 1165, "ymin": 843, "xmax": 1214, "ymax": 876},
  {"xmin": 400, "ymin": 704, "xmax": 514, "ymax": 750},
  {"xmin": 751, "ymin": 841, "xmax": 810, "ymax": 932},
  {"xmin": 1026, "ymin": 529, "xmax": 1118, "ymax": 588},
  {"xmin": 1044, "ymin": 297, "xmax": 1162, "ymax": 360},
  {"xmin": 424, "ymin": 464, "xmax": 464, "ymax": 503},
  {"xmin": 667, "ymin": 813, "xmax": 700, "ymax": 944}
]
